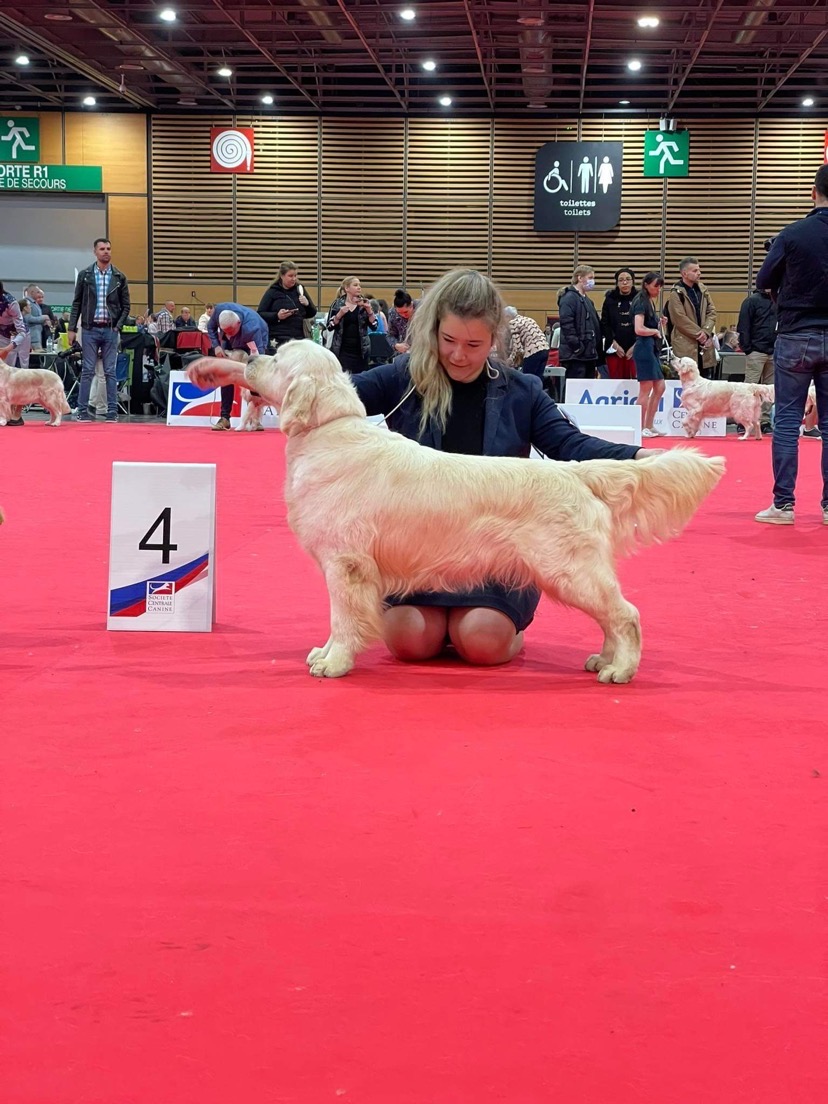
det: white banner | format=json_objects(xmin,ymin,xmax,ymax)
[
  {"xmin": 564, "ymin": 379, "xmax": 726, "ymax": 436},
  {"xmin": 108, "ymin": 462, "xmax": 216, "ymax": 632},
  {"xmin": 166, "ymin": 370, "xmax": 278, "ymax": 428}
]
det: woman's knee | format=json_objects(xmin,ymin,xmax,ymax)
[
  {"xmin": 383, "ymin": 605, "xmax": 448, "ymax": 661},
  {"xmin": 448, "ymin": 607, "xmax": 523, "ymax": 666}
]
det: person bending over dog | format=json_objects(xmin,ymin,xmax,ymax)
[
  {"xmin": 206, "ymin": 303, "xmax": 269, "ymax": 430},
  {"xmin": 348, "ymin": 268, "xmax": 657, "ymax": 667}
]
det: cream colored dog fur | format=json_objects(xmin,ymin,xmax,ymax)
[
  {"xmin": 189, "ymin": 340, "xmax": 725, "ymax": 684},
  {"xmin": 0, "ymin": 349, "xmax": 71, "ymax": 427},
  {"xmin": 675, "ymin": 356, "xmax": 773, "ymax": 440},
  {"xmin": 223, "ymin": 349, "xmax": 268, "ymax": 431}
]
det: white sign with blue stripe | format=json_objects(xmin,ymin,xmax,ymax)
[{"xmin": 107, "ymin": 462, "xmax": 216, "ymax": 632}]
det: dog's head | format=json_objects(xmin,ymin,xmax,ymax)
[
  {"xmin": 253, "ymin": 339, "xmax": 366, "ymax": 437},
  {"xmin": 672, "ymin": 357, "xmax": 700, "ymax": 382}
]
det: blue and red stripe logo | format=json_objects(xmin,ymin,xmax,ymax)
[{"xmin": 109, "ymin": 552, "xmax": 210, "ymax": 617}]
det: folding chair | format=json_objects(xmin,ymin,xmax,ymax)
[{"xmin": 115, "ymin": 352, "xmax": 132, "ymax": 420}]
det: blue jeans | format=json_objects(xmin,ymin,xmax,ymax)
[
  {"xmin": 771, "ymin": 329, "xmax": 828, "ymax": 508},
  {"xmin": 78, "ymin": 326, "xmax": 119, "ymax": 416}
]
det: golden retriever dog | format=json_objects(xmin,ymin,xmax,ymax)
[
  {"xmin": 223, "ymin": 349, "xmax": 267, "ymax": 431},
  {"xmin": 188, "ymin": 341, "xmax": 725, "ymax": 684},
  {"xmin": 675, "ymin": 356, "xmax": 773, "ymax": 440},
  {"xmin": 0, "ymin": 352, "xmax": 71, "ymax": 427}
]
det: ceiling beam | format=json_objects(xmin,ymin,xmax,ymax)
[
  {"xmin": 209, "ymin": 0, "xmax": 321, "ymax": 110},
  {"xmin": 1, "ymin": 70, "xmax": 64, "ymax": 108},
  {"xmin": 463, "ymin": 0, "xmax": 494, "ymax": 111},
  {"xmin": 578, "ymin": 0, "xmax": 596, "ymax": 114},
  {"xmin": 335, "ymin": 0, "xmax": 407, "ymax": 110},
  {"xmin": 666, "ymin": 0, "xmax": 727, "ymax": 113},
  {"xmin": 5, "ymin": 15, "xmax": 155, "ymax": 109},
  {"xmin": 757, "ymin": 28, "xmax": 828, "ymax": 109},
  {"xmin": 76, "ymin": 0, "xmax": 238, "ymax": 111}
]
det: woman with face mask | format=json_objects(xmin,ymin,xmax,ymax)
[
  {"xmin": 600, "ymin": 268, "xmax": 637, "ymax": 380},
  {"xmin": 557, "ymin": 265, "xmax": 604, "ymax": 379}
]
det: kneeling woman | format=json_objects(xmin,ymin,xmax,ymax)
[
  {"xmin": 632, "ymin": 272, "xmax": 667, "ymax": 438},
  {"xmin": 351, "ymin": 268, "xmax": 649, "ymax": 667}
]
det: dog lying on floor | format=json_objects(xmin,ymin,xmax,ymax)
[
  {"xmin": 0, "ymin": 345, "xmax": 71, "ymax": 427},
  {"xmin": 675, "ymin": 356, "xmax": 774, "ymax": 440},
  {"xmin": 188, "ymin": 340, "xmax": 725, "ymax": 684}
]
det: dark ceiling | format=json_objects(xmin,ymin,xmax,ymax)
[{"xmin": 2, "ymin": 0, "xmax": 827, "ymax": 118}]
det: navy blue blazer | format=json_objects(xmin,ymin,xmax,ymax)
[{"xmin": 352, "ymin": 357, "xmax": 640, "ymax": 462}]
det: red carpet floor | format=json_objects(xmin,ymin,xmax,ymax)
[{"xmin": 1, "ymin": 422, "xmax": 826, "ymax": 1103}]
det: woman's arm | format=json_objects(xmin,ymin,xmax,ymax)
[{"xmin": 634, "ymin": 312, "xmax": 660, "ymax": 339}]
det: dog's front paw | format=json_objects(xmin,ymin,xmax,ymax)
[
  {"xmin": 306, "ymin": 644, "xmax": 329, "ymax": 666},
  {"xmin": 595, "ymin": 664, "xmax": 636, "ymax": 685},
  {"xmin": 308, "ymin": 653, "xmax": 353, "ymax": 678},
  {"xmin": 585, "ymin": 653, "xmax": 610, "ymax": 673}
]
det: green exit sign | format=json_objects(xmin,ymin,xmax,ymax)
[
  {"xmin": 0, "ymin": 115, "xmax": 40, "ymax": 162},
  {"xmin": 643, "ymin": 130, "xmax": 690, "ymax": 177}
]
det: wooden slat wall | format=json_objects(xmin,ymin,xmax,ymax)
[
  {"xmin": 236, "ymin": 115, "xmax": 321, "ymax": 292},
  {"xmin": 663, "ymin": 119, "xmax": 757, "ymax": 289},
  {"xmin": 320, "ymin": 119, "xmax": 406, "ymax": 290},
  {"xmin": 754, "ymin": 119, "xmax": 825, "ymax": 280},
  {"xmin": 405, "ymin": 119, "xmax": 493, "ymax": 287},
  {"xmin": 151, "ymin": 115, "xmax": 234, "ymax": 284},
  {"xmin": 149, "ymin": 115, "xmax": 828, "ymax": 311}
]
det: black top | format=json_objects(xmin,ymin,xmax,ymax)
[
  {"xmin": 600, "ymin": 289, "xmax": 636, "ymax": 353},
  {"xmin": 737, "ymin": 290, "xmax": 777, "ymax": 355},
  {"xmin": 340, "ymin": 309, "xmax": 361, "ymax": 356},
  {"xmin": 441, "ymin": 372, "xmax": 488, "ymax": 455},
  {"xmin": 682, "ymin": 282, "xmax": 703, "ymax": 326},
  {"xmin": 632, "ymin": 292, "xmax": 660, "ymax": 349},
  {"xmin": 756, "ymin": 207, "xmax": 828, "ymax": 334}
]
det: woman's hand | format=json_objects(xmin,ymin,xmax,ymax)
[{"xmin": 634, "ymin": 447, "xmax": 667, "ymax": 458}]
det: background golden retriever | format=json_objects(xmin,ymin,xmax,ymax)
[
  {"xmin": 189, "ymin": 341, "xmax": 725, "ymax": 684},
  {"xmin": 675, "ymin": 356, "xmax": 773, "ymax": 440}
]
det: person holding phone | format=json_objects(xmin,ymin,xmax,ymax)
[
  {"xmin": 257, "ymin": 260, "xmax": 317, "ymax": 350},
  {"xmin": 326, "ymin": 276, "xmax": 378, "ymax": 374}
]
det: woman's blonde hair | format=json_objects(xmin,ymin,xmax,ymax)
[
  {"xmin": 407, "ymin": 268, "xmax": 504, "ymax": 434},
  {"xmin": 338, "ymin": 276, "xmax": 360, "ymax": 297}
]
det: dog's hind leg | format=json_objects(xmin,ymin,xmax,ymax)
[
  {"xmin": 683, "ymin": 411, "xmax": 702, "ymax": 437},
  {"xmin": 538, "ymin": 559, "xmax": 642, "ymax": 684},
  {"xmin": 307, "ymin": 553, "xmax": 384, "ymax": 678}
]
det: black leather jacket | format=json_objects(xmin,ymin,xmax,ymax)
[
  {"xmin": 257, "ymin": 280, "xmax": 316, "ymax": 342},
  {"xmin": 68, "ymin": 263, "xmax": 131, "ymax": 332}
]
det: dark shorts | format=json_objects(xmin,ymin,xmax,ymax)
[
  {"xmin": 386, "ymin": 582, "xmax": 541, "ymax": 633},
  {"xmin": 633, "ymin": 339, "xmax": 663, "ymax": 381}
]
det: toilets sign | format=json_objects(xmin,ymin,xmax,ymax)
[{"xmin": 534, "ymin": 141, "xmax": 623, "ymax": 232}]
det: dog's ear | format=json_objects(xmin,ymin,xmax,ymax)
[{"xmin": 279, "ymin": 373, "xmax": 318, "ymax": 436}]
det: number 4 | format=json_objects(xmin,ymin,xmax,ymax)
[{"xmin": 138, "ymin": 507, "xmax": 178, "ymax": 564}]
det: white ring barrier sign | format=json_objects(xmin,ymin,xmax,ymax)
[{"xmin": 107, "ymin": 462, "xmax": 216, "ymax": 632}]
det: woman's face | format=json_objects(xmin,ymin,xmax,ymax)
[
  {"xmin": 282, "ymin": 269, "xmax": 298, "ymax": 289},
  {"xmin": 345, "ymin": 279, "xmax": 362, "ymax": 299},
  {"xmin": 645, "ymin": 280, "xmax": 663, "ymax": 299},
  {"xmin": 437, "ymin": 313, "xmax": 493, "ymax": 383},
  {"xmin": 397, "ymin": 303, "xmax": 413, "ymax": 319},
  {"xmin": 616, "ymin": 272, "xmax": 634, "ymax": 294}
]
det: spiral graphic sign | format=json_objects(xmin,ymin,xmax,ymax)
[{"xmin": 210, "ymin": 127, "xmax": 255, "ymax": 174}]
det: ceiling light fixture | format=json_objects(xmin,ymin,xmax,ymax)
[
  {"xmin": 261, "ymin": 94, "xmax": 274, "ymax": 105},
  {"xmin": 118, "ymin": 63, "xmax": 145, "ymax": 71},
  {"xmin": 619, "ymin": 99, "xmax": 631, "ymax": 105},
  {"xmin": 82, "ymin": 95, "xmax": 97, "ymax": 106},
  {"xmin": 400, "ymin": 8, "xmax": 416, "ymax": 20},
  {"xmin": 802, "ymin": 97, "xmax": 815, "ymax": 107},
  {"xmin": 15, "ymin": 54, "xmax": 30, "ymax": 66},
  {"xmin": 159, "ymin": 8, "xmax": 177, "ymax": 21},
  {"xmin": 178, "ymin": 97, "xmax": 197, "ymax": 106},
  {"xmin": 44, "ymin": 12, "xmax": 74, "ymax": 20},
  {"xmin": 217, "ymin": 66, "xmax": 233, "ymax": 78},
  {"xmin": 627, "ymin": 58, "xmax": 643, "ymax": 71},
  {"xmin": 439, "ymin": 95, "xmax": 452, "ymax": 107},
  {"xmin": 637, "ymin": 16, "xmax": 660, "ymax": 29},
  {"xmin": 422, "ymin": 59, "xmax": 437, "ymax": 72}
]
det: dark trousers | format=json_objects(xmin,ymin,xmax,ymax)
[
  {"xmin": 562, "ymin": 359, "xmax": 596, "ymax": 379},
  {"xmin": 220, "ymin": 384, "xmax": 235, "ymax": 419},
  {"xmin": 338, "ymin": 350, "xmax": 369, "ymax": 374},
  {"xmin": 771, "ymin": 329, "xmax": 828, "ymax": 508}
]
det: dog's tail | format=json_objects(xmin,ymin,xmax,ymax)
[{"xmin": 574, "ymin": 448, "xmax": 725, "ymax": 555}]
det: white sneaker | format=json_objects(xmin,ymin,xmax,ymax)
[
  {"xmin": 823, "ymin": 507, "xmax": 828, "ymax": 526},
  {"xmin": 642, "ymin": 427, "xmax": 658, "ymax": 438},
  {"xmin": 754, "ymin": 504, "xmax": 794, "ymax": 525}
]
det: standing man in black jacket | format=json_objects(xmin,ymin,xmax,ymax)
[
  {"xmin": 257, "ymin": 260, "xmax": 316, "ymax": 350},
  {"xmin": 558, "ymin": 265, "xmax": 604, "ymax": 380},
  {"xmin": 737, "ymin": 284, "xmax": 777, "ymax": 387},
  {"xmin": 754, "ymin": 165, "xmax": 828, "ymax": 524},
  {"xmin": 68, "ymin": 238, "xmax": 130, "ymax": 423}
]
